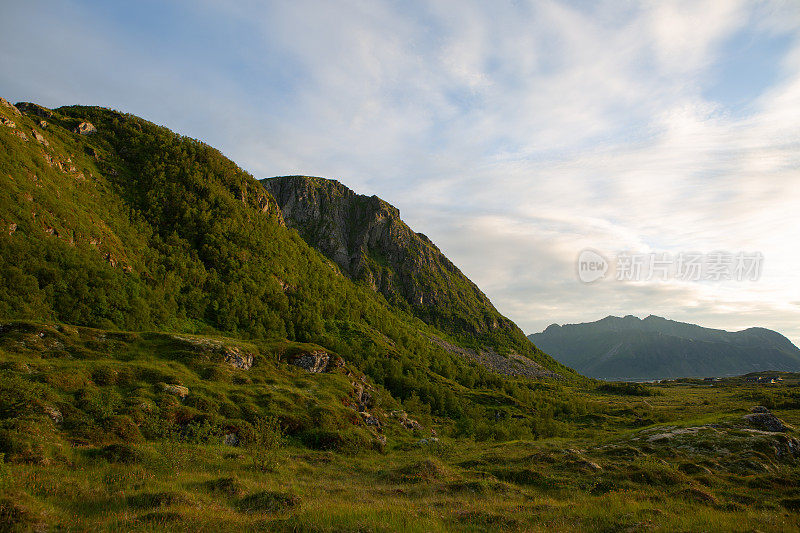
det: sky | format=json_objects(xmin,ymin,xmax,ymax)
[{"xmin": 2, "ymin": 0, "xmax": 799, "ymax": 344}]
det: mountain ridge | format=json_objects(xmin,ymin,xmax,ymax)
[
  {"xmin": 261, "ymin": 175, "xmax": 526, "ymax": 347},
  {"xmin": 0, "ymin": 97, "xmax": 574, "ymax": 435},
  {"xmin": 529, "ymin": 315, "xmax": 800, "ymax": 380}
]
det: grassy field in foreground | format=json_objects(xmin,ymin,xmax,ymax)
[
  {"xmin": 2, "ymin": 418, "xmax": 799, "ymax": 532},
  {"xmin": 1, "ymin": 321, "xmax": 800, "ymax": 531}
]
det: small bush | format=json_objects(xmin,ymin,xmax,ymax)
[
  {"xmin": 0, "ymin": 418, "xmax": 68, "ymax": 465},
  {"xmin": 245, "ymin": 415, "xmax": 284, "ymax": 471},
  {"xmin": 203, "ymin": 476, "xmax": 246, "ymax": 497},
  {"xmin": 237, "ymin": 491, "xmax": 300, "ymax": 513},
  {"xmin": 127, "ymin": 491, "xmax": 187, "ymax": 509},
  {"xmin": 105, "ymin": 415, "xmax": 144, "ymax": 442},
  {"xmin": 418, "ymin": 438, "xmax": 454, "ymax": 459},
  {"xmin": 299, "ymin": 427, "xmax": 372, "ymax": 454},
  {"xmin": 596, "ymin": 382, "xmax": 654, "ymax": 396},
  {"xmin": 96, "ymin": 443, "xmax": 146, "ymax": 464}
]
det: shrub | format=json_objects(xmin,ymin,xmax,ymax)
[
  {"xmin": 96, "ymin": 443, "xmax": 146, "ymax": 464},
  {"xmin": 245, "ymin": 415, "xmax": 284, "ymax": 471},
  {"xmin": 237, "ymin": 491, "xmax": 300, "ymax": 513},
  {"xmin": 203, "ymin": 476, "xmax": 246, "ymax": 497},
  {"xmin": 0, "ymin": 417, "xmax": 69, "ymax": 465},
  {"xmin": 596, "ymin": 382, "xmax": 654, "ymax": 396},
  {"xmin": 105, "ymin": 415, "xmax": 143, "ymax": 442}
]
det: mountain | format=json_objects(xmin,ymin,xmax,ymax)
[
  {"xmin": 528, "ymin": 314, "xmax": 800, "ymax": 380},
  {"xmin": 261, "ymin": 176, "xmax": 519, "ymax": 342},
  {"xmin": 0, "ymin": 97, "xmax": 571, "ymax": 432}
]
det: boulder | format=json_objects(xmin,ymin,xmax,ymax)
[
  {"xmin": 223, "ymin": 346, "xmax": 254, "ymax": 370},
  {"xmin": 391, "ymin": 410, "xmax": 423, "ymax": 431},
  {"xmin": 223, "ymin": 433, "xmax": 239, "ymax": 446},
  {"xmin": 0, "ymin": 116, "xmax": 15, "ymax": 128},
  {"xmin": 744, "ymin": 410, "xmax": 792, "ymax": 433},
  {"xmin": 43, "ymin": 406, "xmax": 63, "ymax": 424},
  {"xmin": 74, "ymin": 121, "xmax": 97, "ymax": 135},
  {"xmin": 290, "ymin": 350, "xmax": 342, "ymax": 373},
  {"xmin": 32, "ymin": 130, "xmax": 48, "ymax": 147},
  {"xmin": 744, "ymin": 406, "xmax": 792, "ymax": 433},
  {"xmin": 360, "ymin": 411, "xmax": 381, "ymax": 429},
  {"xmin": 161, "ymin": 383, "xmax": 189, "ymax": 399}
]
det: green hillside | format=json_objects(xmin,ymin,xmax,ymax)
[
  {"xmin": 262, "ymin": 176, "xmax": 523, "ymax": 346},
  {"xmin": 2, "ymin": 99, "xmax": 800, "ymax": 531},
  {"xmin": 0, "ymin": 98, "xmax": 574, "ymax": 430}
]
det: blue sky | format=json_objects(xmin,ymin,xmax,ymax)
[{"xmin": 2, "ymin": 0, "xmax": 800, "ymax": 343}]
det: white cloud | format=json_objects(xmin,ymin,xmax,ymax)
[{"xmin": 2, "ymin": 0, "xmax": 800, "ymax": 344}]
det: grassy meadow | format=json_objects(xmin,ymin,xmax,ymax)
[{"xmin": 1, "ymin": 321, "xmax": 799, "ymax": 532}]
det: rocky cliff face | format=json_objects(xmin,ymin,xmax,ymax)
[{"xmin": 262, "ymin": 176, "xmax": 517, "ymax": 337}]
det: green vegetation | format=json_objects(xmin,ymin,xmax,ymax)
[
  {"xmin": 0, "ymin": 100, "xmax": 575, "ymax": 425},
  {"xmin": 1, "ymin": 100, "xmax": 798, "ymax": 530},
  {"xmin": 1, "ymin": 322, "xmax": 799, "ymax": 530}
]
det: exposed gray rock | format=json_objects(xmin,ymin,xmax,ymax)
[
  {"xmin": 289, "ymin": 350, "xmax": 343, "ymax": 373},
  {"xmin": 744, "ymin": 409, "xmax": 792, "ymax": 433},
  {"xmin": 43, "ymin": 406, "xmax": 63, "ymax": 424},
  {"xmin": 751, "ymin": 405, "xmax": 770, "ymax": 414},
  {"xmin": 261, "ymin": 176, "xmax": 517, "ymax": 336},
  {"xmin": 391, "ymin": 409, "xmax": 423, "ymax": 431},
  {"xmin": 360, "ymin": 411, "xmax": 381, "ymax": 428},
  {"xmin": 224, "ymin": 433, "xmax": 240, "ymax": 446},
  {"xmin": 0, "ymin": 97, "xmax": 22, "ymax": 115},
  {"xmin": 171, "ymin": 335, "xmax": 255, "ymax": 370},
  {"xmin": 75, "ymin": 121, "xmax": 97, "ymax": 135},
  {"xmin": 352, "ymin": 381, "xmax": 376, "ymax": 410},
  {"xmin": 0, "ymin": 116, "xmax": 15, "ymax": 128},
  {"xmin": 223, "ymin": 346, "xmax": 254, "ymax": 371},
  {"xmin": 291, "ymin": 350, "xmax": 329, "ymax": 373},
  {"xmin": 32, "ymin": 129, "xmax": 48, "ymax": 147},
  {"xmin": 161, "ymin": 383, "xmax": 189, "ymax": 399}
]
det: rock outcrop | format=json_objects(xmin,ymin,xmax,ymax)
[
  {"xmin": 0, "ymin": 97, "xmax": 22, "ymax": 116},
  {"xmin": 14, "ymin": 102, "xmax": 52, "ymax": 118},
  {"xmin": 289, "ymin": 350, "xmax": 343, "ymax": 373},
  {"xmin": 744, "ymin": 406, "xmax": 792, "ymax": 433},
  {"xmin": 171, "ymin": 335, "xmax": 255, "ymax": 370},
  {"xmin": 161, "ymin": 383, "xmax": 189, "ymax": 399},
  {"xmin": 261, "ymin": 176, "xmax": 518, "ymax": 337},
  {"xmin": 74, "ymin": 122, "xmax": 97, "ymax": 135},
  {"xmin": 32, "ymin": 129, "xmax": 48, "ymax": 147},
  {"xmin": 391, "ymin": 410, "xmax": 423, "ymax": 431}
]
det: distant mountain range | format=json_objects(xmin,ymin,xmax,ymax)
[{"xmin": 528, "ymin": 315, "xmax": 800, "ymax": 380}]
